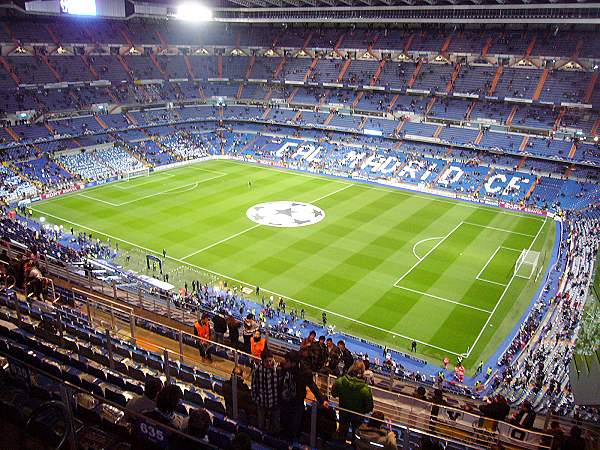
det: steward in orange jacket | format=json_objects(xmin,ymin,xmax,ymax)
[
  {"xmin": 250, "ymin": 330, "xmax": 267, "ymax": 359},
  {"xmin": 194, "ymin": 315, "xmax": 212, "ymax": 361}
]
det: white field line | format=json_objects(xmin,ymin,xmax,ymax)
[
  {"xmin": 29, "ymin": 205, "xmax": 465, "ymax": 356},
  {"xmin": 114, "ymin": 172, "xmax": 175, "ymax": 190},
  {"xmin": 393, "ymin": 221, "xmax": 464, "ymax": 287},
  {"xmin": 462, "ymin": 221, "xmax": 535, "ymax": 237},
  {"xmin": 77, "ymin": 193, "xmax": 120, "ymax": 207},
  {"xmin": 476, "ymin": 246, "xmax": 503, "ymax": 282},
  {"xmin": 466, "ymin": 217, "xmax": 548, "ymax": 358},
  {"xmin": 476, "ymin": 278, "xmax": 507, "ymax": 287},
  {"xmin": 181, "ymin": 183, "xmax": 353, "ymax": 261},
  {"xmin": 412, "ymin": 236, "xmax": 443, "ymax": 261},
  {"xmin": 80, "ymin": 173, "xmax": 225, "ymax": 208},
  {"xmin": 394, "ymin": 285, "xmax": 492, "ymax": 314},
  {"xmin": 230, "ymin": 160, "xmax": 547, "ymax": 223},
  {"xmin": 181, "ymin": 224, "xmax": 262, "ymax": 260}
]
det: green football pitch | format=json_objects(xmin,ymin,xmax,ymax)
[{"xmin": 31, "ymin": 160, "xmax": 556, "ymax": 370}]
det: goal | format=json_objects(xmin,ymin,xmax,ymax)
[
  {"xmin": 124, "ymin": 167, "xmax": 150, "ymax": 181},
  {"xmin": 514, "ymin": 249, "xmax": 540, "ymax": 279}
]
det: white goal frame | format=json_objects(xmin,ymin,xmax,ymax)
[
  {"xmin": 124, "ymin": 167, "xmax": 150, "ymax": 181},
  {"xmin": 514, "ymin": 249, "xmax": 540, "ymax": 280}
]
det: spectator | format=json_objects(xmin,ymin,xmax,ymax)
[
  {"xmin": 250, "ymin": 329, "xmax": 268, "ymax": 359},
  {"xmin": 186, "ymin": 408, "xmax": 211, "ymax": 441},
  {"xmin": 227, "ymin": 313, "xmax": 241, "ymax": 349},
  {"xmin": 321, "ymin": 338, "xmax": 341, "ymax": 375},
  {"xmin": 562, "ymin": 425, "xmax": 586, "ymax": 450},
  {"xmin": 193, "ymin": 313, "xmax": 212, "ymax": 361},
  {"xmin": 223, "ymin": 366, "xmax": 255, "ymax": 423},
  {"xmin": 243, "ymin": 313, "xmax": 259, "ymax": 353},
  {"xmin": 127, "ymin": 377, "xmax": 163, "ymax": 415},
  {"xmin": 332, "ymin": 360, "xmax": 374, "ymax": 441},
  {"xmin": 280, "ymin": 350, "xmax": 328, "ymax": 440},
  {"xmin": 338, "ymin": 340, "xmax": 354, "ymax": 374},
  {"xmin": 478, "ymin": 395, "xmax": 510, "ymax": 428},
  {"xmin": 230, "ymin": 431, "xmax": 252, "ymax": 450},
  {"xmin": 212, "ymin": 310, "xmax": 227, "ymax": 345},
  {"xmin": 145, "ymin": 384, "xmax": 186, "ymax": 431},
  {"xmin": 509, "ymin": 400, "xmax": 536, "ymax": 430},
  {"xmin": 544, "ymin": 421, "xmax": 564, "ymax": 450},
  {"xmin": 355, "ymin": 411, "xmax": 397, "ymax": 450},
  {"xmin": 251, "ymin": 350, "xmax": 280, "ymax": 433}
]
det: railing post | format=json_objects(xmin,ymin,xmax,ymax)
[
  {"xmin": 58, "ymin": 384, "xmax": 78, "ymax": 450},
  {"xmin": 129, "ymin": 313, "xmax": 136, "ymax": 343},
  {"xmin": 86, "ymin": 298, "xmax": 93, "ymax": 324},
  {"xmin": 138, "ymin": 287, "xmax": 143, "ymax": 307},
  {"xmin": 56, "ymin": 311, "xmax": 65, "ymax": 346},
  {"xmin": 232, "ymin": 371, "xmax": 239, "ymax": 421},
  {"xmin": 14, "ymin": 294, "xmax": 22, "ymax": 322},
  {"xmin": 234, "ymin": 348, "xmax": 239, "ymax": 368},
  {"xmin": 309, "ymin": 402, "xmax": 317, "ymax": 448},
  {"xmin": 163, "ymin": 349, "xmax": 171, "ymax": 384},
  {"xmin": 179, "ymin": 330, "xmax": 184, "ymax": 363},
  {"xmin": 112, "ymin": 282, "xmax": 117, "ymax": 301},
  {"xmin": 167, "ymin": 295, "xmax": 171, "ymax": 319},
  {"xmin": 402, "ymin": 423, "xmax": 410, "ymax": 449},
  {"xmin": 110, "ymin": 304, "xmax": 116, "ymax": 331},
  {"xmin": 105, "ymin": 328, "xmax": 115, "ymax": 371}
]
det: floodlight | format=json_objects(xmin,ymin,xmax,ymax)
[{"xmin": 176, "ymin": 2, "xmax": 213, "ymax": 22}]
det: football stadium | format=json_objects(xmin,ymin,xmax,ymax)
[{"xmin": 0, "ymin": 0, "xmax": 598, "ymax": 449}]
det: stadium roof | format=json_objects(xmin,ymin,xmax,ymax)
[{"xmin": 138, "ymin": 0, "xmax": 599, "ymax": 7}]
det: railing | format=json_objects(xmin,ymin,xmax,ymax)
[{"xmin": 1, "ymin": 292, "xmax": 559, "ymax": 450}]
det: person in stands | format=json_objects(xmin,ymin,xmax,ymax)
[
  {"xmin": 279, "ymin": 350, "xmax": 328, "ymax": 440},
  {"xmin": 250, "ymin": 329, "xmax": 268, "ymax": 359},
  {"xmin": 321, "ymin": 338, "xmax": 341, "ymax": 375},
  {"xmin": 243, "ymin": 313, "xmax": 259, "ymax": 353},
  {"xmin": 193, "ymin": 313, "xmax": 212, "ymax": 362},
  {"xmin": 338, "ymin": 340, "xmax": 355, "ymax": 374},
  {"xmin": 145, "ymin": 384, "xmax": 186, "ymax": 431},
  {"xmin": 227, "ymin": 313, "xmax": 241, "ymax": 349},
  {"xmin": 251, "ymin": 350, "xmax": 280, "ymax": 433},
  {"xmin": 509, "ymin": 400, "xmax": 536, "ymax": 429},
  {"xmin": 223, "ymin": 366, "xmax": 255, "ymax": 423},
  {"xmin": 212, "ymin": 310, "xmax": 228, "ymax": 345},
  {"xmin": 355, "ymin": 411, "xmax": 397, "ymax": 450},
  {"xmin": 127, "ymin": 377, "xmax": 163, "ymax": 415},
  {"xmin": 562, "ymin": 425, "xmax": 586, "ymax": 450},
  {"xmin": 332, "ymin": 360, "xmax": 374, "ymax": 442}
]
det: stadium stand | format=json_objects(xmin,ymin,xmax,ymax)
[{"xmin": 0, "ymin": 9, "xmax": 599, "ymax": 450}]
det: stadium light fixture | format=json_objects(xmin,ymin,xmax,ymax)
[{"xmin": 176, "ymin": 2, "xmax": 213, "ymax": 22}]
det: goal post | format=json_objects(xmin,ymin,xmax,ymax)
[
  {"xmin": 514, "ymin": 249, "xmax": 540, "ymax": 280},
  {"xmin": 124, "ymin": 167, "xmax": 150, "ymax": 181}
]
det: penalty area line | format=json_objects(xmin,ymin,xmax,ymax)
[{"xmin": 465, "ymin": 216, "xmax": 548, "ymax": 358}]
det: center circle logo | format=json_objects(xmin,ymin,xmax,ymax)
[{"xmin": 247, "ymin": 201, "xmax": 325, "ymax": 228}]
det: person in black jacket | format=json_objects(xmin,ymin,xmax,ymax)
[
  {"xmin": 338, "ymin": 340, "xmax": 354, "ymax": 374},
  {"xmin": 227, "ymin": 313, "xmax": 241, "ymax": 349},
  {"xmin": 212, "ymin": 310, "xmax": 228, "ymax": 346},
  {"xmin": 279, "ymin": 350, "xmax": 328, "ymax": 440}
]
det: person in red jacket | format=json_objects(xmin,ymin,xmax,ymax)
[{"xmin": 194, "ymin": 314, "xmax": 212, "ymax": 362}]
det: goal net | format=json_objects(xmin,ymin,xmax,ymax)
[
  {"xmin": 124, "ymin": 167, "xmax": 150, "ymax": 181},
  {"xmin": 514, "ymin": 249, "xmax": 540, "ymax": 279}
]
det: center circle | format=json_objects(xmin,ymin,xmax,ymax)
[{"xmin": 247, "ymin": 201, "xmax": 325, "ymax": 228}]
